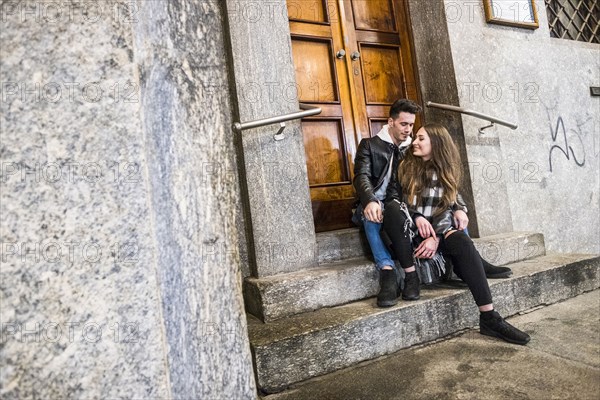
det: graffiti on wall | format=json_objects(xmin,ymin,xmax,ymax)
[{"xmin": 546, "ymin": 108, "xmax": 587, "ymax": 173}]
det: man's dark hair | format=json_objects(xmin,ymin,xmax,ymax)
[{"xmin": 389, "ymin": 99, "xmax": 422, "ymax": 119}]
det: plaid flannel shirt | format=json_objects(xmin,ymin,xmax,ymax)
[{"xmin": 408, "ymin": 171, "xmax": 467, "ymax": 236}]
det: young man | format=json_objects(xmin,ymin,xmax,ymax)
[{"xmin": 352, "ymin": 99, "xmax": 511, "ymax": 307}]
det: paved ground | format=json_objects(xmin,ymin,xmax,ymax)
[{"xmin": 264, "ymin": 290, "xmax": 600, "ymax": 400}]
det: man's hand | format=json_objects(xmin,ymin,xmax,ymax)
[
  {"xmin": 414, "ymin": 237, "xmax": 439, "ymax": 259},
  {"xmin": 453, "ymin": 210, "xmax": 469, "ymax": 231},
  {"xmin": 364, "ymin": 201, "xmax": 383, "ymax": 223},
  {"xmin": 415, "ymin": 216, "xmax": 436, "ymax": 238}
]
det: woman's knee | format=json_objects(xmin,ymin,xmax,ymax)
[
  {"xmin": 383, "ymin": 202, "xmax": 408, "ymax": 227},
  {"xmin": 444, "ymin": 229, "xmax": 471, "ymax": 242},
  {"xmin": 444, "ymin": 230, "xmax": 475, "ymax": 253},
  {"xmin": 444, "ymin": 229, "xmax": 457, "ymax": 239}
]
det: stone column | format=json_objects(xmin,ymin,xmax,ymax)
[
  {"xmin": 0, "ymin": 0, "xmax": 256, "ymax": 398},
  {"xmin": 407, "ymin": 0, "xmax": 490, "ymax": 237},
  {"xmin": 223, "ymin": 0, "xmax": 318, "ymax": 277},
  {"xmin": 0, "ymin": 1, "xmax": 170, "ymax": 397},
  {"xmin": 133, "ymin": 1, "xmax": 257, "ymax": 398}
]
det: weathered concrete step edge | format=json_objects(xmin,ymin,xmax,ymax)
[
  {"xmin": 317, "ymin": 228, "xmax": 371, "ymax": 264},
  {"xmin": 244, "ymin": 257, "xmax": 379, "ymax": 322},
  {"xmin": 245, "ymin": 232, "xmax": 545, "ymax": 322},
  {"xmin": 317, "ymin": 229, "xmax": 545, "ymax": 265},
  {"xmin": 249, "ymin": 253, "xmax": 600, "ymax": 393}
]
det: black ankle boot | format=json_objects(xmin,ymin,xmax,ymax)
[
  {"xmin": 402, "ymin": 271, "xmax": 420, "ymax": 300},
  {"xmin": 480, "ymin": 310, "xmax": 530, "ymax": 345},
  {"xmin": 482, "ymin": 258, "xmax": 512, "ymax": 279},
  {"xmin": 377, "ymin": 269, "xmax": 398, "ymax": 307}
]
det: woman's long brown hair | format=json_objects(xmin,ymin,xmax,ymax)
[{"xmin": 399, "ymin": 123, "xmax": 462, "ymax": 215}]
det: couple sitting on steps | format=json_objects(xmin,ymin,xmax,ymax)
[{"xmin": 352, "ymin": 99, "xmax": 530, "ymax": 346}]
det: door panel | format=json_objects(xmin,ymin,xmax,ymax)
[
  {"xmin": 288, "ymin": 0, "xmax": 421, "ymax": 232},
  {"xmin": 369, "ymin": 119, "xmax": 388, "ymax": 138},
  {"xmin": 287, "ymin": 0, "xmax": 329, "ymax": 23},
  {"xmin": 302, "ymin": 119, "xmax": 349, "ymax": 186},
  {"xmin": 351, "ymin": 0, "xmax": 397, "ymax": 32},
  {"xmin": 291, "ymin": 38, "xmax": 340, "ymax": 103},
  {"xmin": 360, "ymin": 44, "xmax": 404, "ymax": 104}
]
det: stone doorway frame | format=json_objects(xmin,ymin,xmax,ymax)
[{"xmin": 222, "ymin": 0, "xmax": 480, "ymax": 283}]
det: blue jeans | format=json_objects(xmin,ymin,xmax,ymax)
[{"xmin": 352, "ymin": 203, "xmax": 396, "ymax": 271}]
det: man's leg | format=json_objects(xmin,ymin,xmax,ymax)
[
  {"xmin": 354, "ymin": 205, "xmax": 398, "ymax": 307},
  {"xmin": 363, "ymin": 220, "xmax": 396, "ymax": 272},
  {"xmin": 363, "ymin": 220, "xmax": 399, "ymax": 307}
]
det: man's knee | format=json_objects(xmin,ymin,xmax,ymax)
[{"xmin": 351, "ymin": 205, "xmax": 364, "ymax": 227}]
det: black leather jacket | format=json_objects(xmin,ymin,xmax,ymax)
[
  {"xmin": 353, "ymin": 136, "xmax": 401, "ymax": 208},
  {"xmin": 354, "ymin": 134, "xmax": 468, "ymax": 235}
]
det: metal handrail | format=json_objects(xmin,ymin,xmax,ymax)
[
  {"xmin": 232, "ymin": 103, "xmax": 322, "ymax": 132},
  {"xmin": 426, "ymin": 101, "xmax": 518, "ymax": 131}
]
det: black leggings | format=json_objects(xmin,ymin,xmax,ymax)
[{"xmin": 383, "ymin": 202, "xmax": 493, "ymax": 306}]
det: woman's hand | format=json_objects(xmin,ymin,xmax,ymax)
[
  {"xmin": 414, "ymin": 237, "xmax": 439, "ymax": 259},
  {"xmin": 415, "ymin": 216, "xmax": 436, "ymax": 238},
  {"xmin": 453, "ymin": 210, "xmax": 469, "ymax": 230}
]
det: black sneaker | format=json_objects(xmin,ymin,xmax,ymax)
[
  {"xmin": 482, "ymin": 258, "xmax": 513, "ymax": 279},
  {"xmin": 480, "ymin": 311, "xmax": 530, "ymax": 345},
  {"xmin": 377, "ymin": 269, "xmax": 398, "ymax": 307},
  {"xmin": 401, "ymin": 271, "xmax": 420, "ymax": 300}
]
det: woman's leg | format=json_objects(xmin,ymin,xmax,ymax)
[
  {"xmin": 383, "ymin": 202, "xmax": 420, "ymax": 300},
  {"xmin": 440, "ymin": 230, "xmax": 493, "ymax": 308},
  {"xmin": 382, "ymin": 202, "xmax": 413, "ymax": 269},
  {"xmin": 443, "ymin": 230, "xmax": 530, "ymax": 345},
  {"xmin": 462, "ymin": 228, "xmax": 512, "ymax": 278}
]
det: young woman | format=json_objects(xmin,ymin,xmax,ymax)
[{"xmin": 383, "ymin": 123, "xmax": 530, "ymax": 345}]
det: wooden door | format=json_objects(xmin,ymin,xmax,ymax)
[{"xmin": 288, "ymin": 0, "xmax": 421, "ymax": 232}]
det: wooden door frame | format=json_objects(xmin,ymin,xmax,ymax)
[
  {"xmin": 290, "ymin": 0, "xmax": 430, "ymax": 232},
  {"xmin": 281, "ymin": 0, "xmax": 481, "ymax": 237}
]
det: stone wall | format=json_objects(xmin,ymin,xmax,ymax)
[
  {"xmin": 443, "ymin": 0, "xmax": 599, "ymax": 254},
  {"xmin": 224, "ymin": 0, "xmax": 318, "ymax": 279},
  {"xmin": 1, "ymin": 1, "xmax": 256, "ymax": 398}
]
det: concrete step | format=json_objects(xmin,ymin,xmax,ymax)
[
  {"xmin": 248, "ymin": 253, "xmax": 600, "ymax": 393},
  {"xmin": 317, "ymin": 228, "xmax": 545, "ymax": 265},
  {"xmin": 244, "ymin": 232, "xmax": 545, "ymax": 322},
  {"xmin": 316, "ymin": 228, "xmax": 371, "ymax": 264},
  {"xmin": 261, "ymin": 290, "xmax": 600, "ymax": 400}
]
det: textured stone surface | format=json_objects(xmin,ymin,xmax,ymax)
[
  {"xmin": 318, "ymin": 229, "xmax": 545, "ymax": 265},
  {"xmin": 249, "ymin": 253, "xmax": 599, "ymax": 392},
  {"xmin": 224, "ymin": 0, "xmax": 318, "ymax": 277},
  {"xmin": 444, "ymin": 0, "xmax": 600, "ymax": 253},
  {"xmin": 133, "ymin": 1, "xmax": 256, "ymax": 398},
  {"xmin": 407, "ymin": 0, "xmax": 481, "ymax": 236},
  {"xmin": 264, "ymin": 290, "xmax": 600, "ymax": 400},
  {"xmin": 316, "ymin": 228, "xmax": 372, "ymax": 264},
  {"xmin": 1, "ymin": 1, "xmax": 256, "ymax": 398},
  {"xmin": 472, "ymin": 231, "xmax": 546, "ymax": 266},
  {"xmin": 244, "ymin": 258, "xmax": 379, "ymax": 322},
  {"xmin": 247, "ymin": 232, "xmax": 546, "ymax": 321},
  {"xmin": 0, "ymin": 3, "xmax": 169, "ymax": 398}
]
